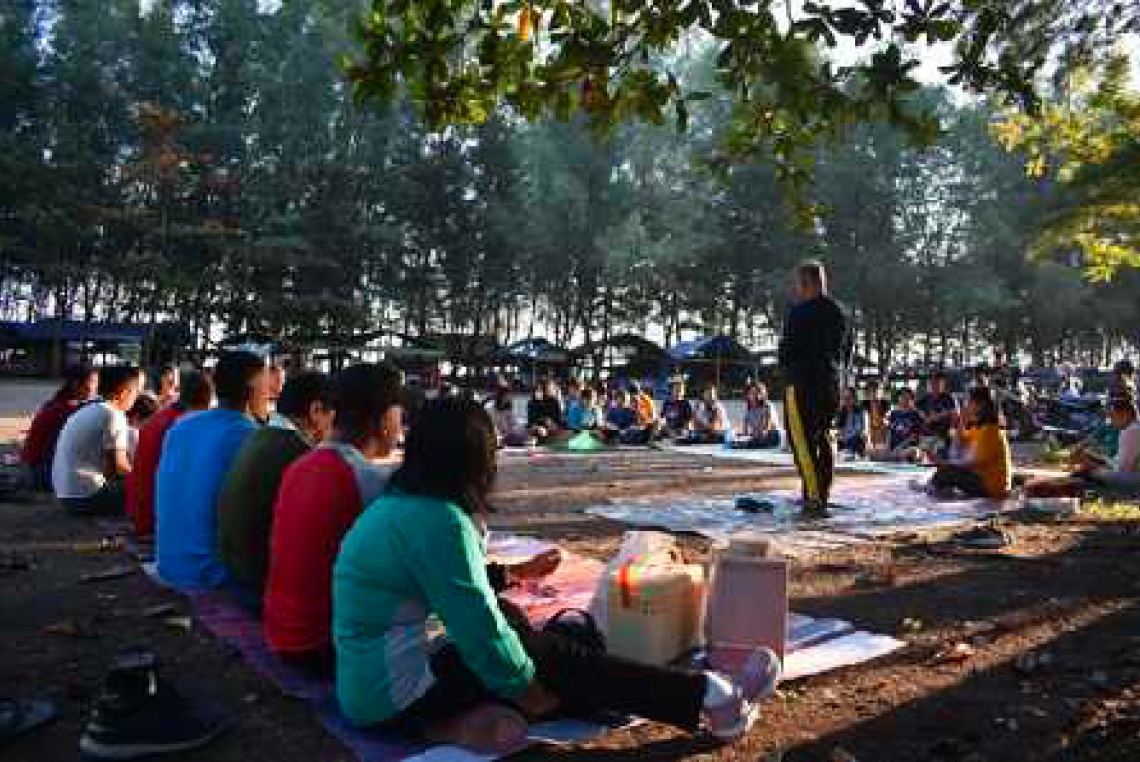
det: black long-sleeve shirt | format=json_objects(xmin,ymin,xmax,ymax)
[{"xmin": 778, "ymin": 295, "xmax": 850, "ymax": 387}]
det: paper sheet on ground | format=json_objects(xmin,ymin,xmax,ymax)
[
  {"xmin": 662, "ymin": 443, "xmax": 935, "ymax": 475},
  {"xmin": 585, "ymin": 476, "xmax": 1022, "ymax": 554}
]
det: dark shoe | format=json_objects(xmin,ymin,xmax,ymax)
[
  {"xmin": 0, "ymin": 697, "xmax": 56, "ymax": 745},
  {"xmin": 801, "ymin": 500, "xmax": 831, "ymax": 520},
  {"xmin": 954, "ymin": 524, "xmax": 1012, "ymax": 550},
  {"xmin": 79, "ymin": 650, "xmax": 232, "ymax": 759},
  {"xmin": 735, "ymin": 496, "xmax": 775, "ymax": 514}
]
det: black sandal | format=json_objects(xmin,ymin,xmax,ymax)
[{"xmin": 0, "ymin": 697, "xmax": 57, "ymax": 745}]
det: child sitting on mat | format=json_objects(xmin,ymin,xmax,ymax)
[
  {"xmin": 735, "ymin": 383, "xmax": 781, "ymax": 449},
  {"xmin": 332, "ymin": 399, "xmax": 781, "ymax": 754},
  {"xmin": 602, "ymin": 389, "xmax": 652, "ymax": 445},
  {"xmin": 876, "ymin": 388, "xmax": 925, "ymax": 462},
  {"xmin": 682, "ymin": 385, "xmax": 730, "ymax": 445},
  {"xmin": 928, "ymin": 386, "xmax": 1011, "ymax": 499},
  {"xmin": 835, "ymin": 386, "xmax": 868, "ymax": 457}
]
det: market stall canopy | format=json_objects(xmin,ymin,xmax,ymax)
[
  {"xmin": 216, "ymin": 332, "xmax": 287, "ymax": 358},
  {"xmin": 421, "ymin": 332, "xmax": 501, "ymax": 365},
  {"xmin": 497, "ymin": 338, "xmax": 570, "ymax": 364},
  {"xmin": 667, "ymin": 335, "xmax": 754, "ymax": 363},
  {"xmin": 571, "ymin": 334, "xmax": 667, "ymax": 362},
  {"xmin": 1, "ymin": 319, "xmax": 152, "ymax": 344}
]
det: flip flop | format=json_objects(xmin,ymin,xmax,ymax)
[{"xmin": 0, "ymin": 698, "xmax": 57, "ymax": 745}]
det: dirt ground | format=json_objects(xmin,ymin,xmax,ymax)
[{"xmin": 2, "ymin": 382, "xmax": 1139, "ymax": 762}]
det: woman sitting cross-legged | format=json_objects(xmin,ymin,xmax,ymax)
[
  {"xmin": 734, "ymin": 382, "xmax": 781, "ymax": 449},
  {"xmin": 835, "ymin": 386, "xmax": 868, "ymax": 457},
  {"xmin": 928, "ymin": 386, "xmax": 1012, "ymax": 499},
  {"xmin": 332, "ymin": 398, "xmax": 780, "ymax": 754}
]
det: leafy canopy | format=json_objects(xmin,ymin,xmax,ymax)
[
  {"xmin": 345, "ymin": 0, "xmax": 1135, "ymax": 188},
  {"xmin": 994, "ymin": 55, "xmax": 1140, "ymax": 278}
]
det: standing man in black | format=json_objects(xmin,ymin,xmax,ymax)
[{"xmin": 778, "ymin": 261, "xmax": 850, "ymax": 517}]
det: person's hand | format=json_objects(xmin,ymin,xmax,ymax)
[
  {"xmin": 516, "ymin": 680, "xmax": 560, "ymax": 720},
  {"xmin": 510, "ymin": 549, "xmax": 561, "ymax": 581}
]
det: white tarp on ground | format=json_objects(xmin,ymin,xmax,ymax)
[
  {"xmin": 661, "ymin": 443, "xmax": 937, "ymax": 476},
  {"xmin": 585, "ymin": 477, "xmax": 1022, "ymax": 554}
]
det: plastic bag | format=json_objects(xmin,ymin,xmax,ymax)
[{"xmin": 589, "ymin": 530, "xmax": 681, "ymax": 634}]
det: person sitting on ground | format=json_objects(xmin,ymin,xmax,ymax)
[
  {"xmin": 52, "ymin": 365, "xmax": 142, "ymax": 515},
  {"xmin": 862, "ymin": 379, "xmax": 890, "ymax": 452},
  {"xmin": 630, "ymin": 381, "xmax": 657, "ymax": 428},
  {"xmin": 263, "ymin": 363, "xmax": 403, "ymax": 675},
  {"xmin": 835, "ymin": 386, "xmax": 868, "ymax": 457},
  {"xmin": 928, "ymin": 386, "xmax": 1012, "ymax": 499},
  {"xmin": 20, "ymin": 365, "xmax": 99, "ymax": 492},
  {"xmin": 736, "ymin": 382, "xmax": 781, "ymax": 449},
  {"xmin": 488, "ymin": 384, "xmax": 528, "ymax": 447},
  {"xmin": 563, "ymin": 379, "xmax": 583, "ymax": 424},
  {"xmin": 218, "ymin": 372, "xmax": 336, "ymax": 603},
  {"xmin": 566, "ymin": 386, "xmax": 603, "ymax": 432},
  {"xmin": 661, "ymin": 378, "xmax": 694, "ymax": 439},
  {"xmin": 1027, "ymin": 396, "xmax": 1140, "ymax": 497},
  {"xmin": 601, "ymin": 389, "xmax": 653, "ymax": 445},
  {"xmin": 686, "ymin": 385, "xmax": 730, "ymax": 444},
  {"xmin": 525, "ymin": 378, "xmax": 564, "ymax": 443},
  {"xmin": 1109, "ymin": 359, "xmax": 1137, "ymax": 408},
  {"xmin": 332, "ymin": 398, "xmax": 781, "ymax": 753},
  {"xmin": 155, "ymin": 351, "xmax": 270, "ymax": 591},
  {"xmin": 256, "ymin": 363, "xmax": 288, "ymax": 427},
  {"xmin": 917, "ymin": 371, "xmax": 960, "ymax": 457},
  {"xmin": 126, "ymin": 393, "xmax": 160, "ymax": 460},
  {"xmin": 882, "ymin": 388, "xmax": 925, "ymax": 461},
  {"xmin": 126, "ymin": 371, "xmax": 213, "ymax": 543},
  {"xmin": 155, "ymin": 365, "xmax": 180, "ymax": 408}
]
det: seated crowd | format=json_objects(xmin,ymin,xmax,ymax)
[
  {"xmin": 27, "ymin": 355, "xmax": 781, "ymax": 753},
  {"xmin": 23, "ymin": 355, "xmax": 1136, "ymax": 752}
]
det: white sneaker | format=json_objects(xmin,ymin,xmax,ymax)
[{"xmin": 705, "ymin": 647, "xmax": 782, "ymax": 740}]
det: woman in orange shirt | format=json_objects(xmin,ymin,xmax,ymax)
[{"xmin": 929, "ymin": 386, "xmax": 1011, "ymax": 499}]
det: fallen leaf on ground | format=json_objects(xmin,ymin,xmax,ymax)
[
  {"xmin": 46, "ymin": 618, "xmax": 98, "ymax": 638},
  {"xmin": 140, "ymin": 603, "xmax": 179, "ymax": 618},
  {"xmin": 162, "ymin": 616, "xmax": 193, "ymax": 632},
  {"xmin": 931, "ymin": 642, "xmax": 975, "ymax": 664},
  {"xmin": 80, "ymin": 564, "xmax": 136, "ymax": 583},
  {"xmin": 73, "ymin": 537, "xmax": 124, "ymax": 553}
]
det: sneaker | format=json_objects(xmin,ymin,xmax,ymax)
[
  {"xmin": 735, "ymin": 496, "xmax": 775, "ymax": 514},
  {"xmin": 954, "ymin": 524, "xmax": 1012, "ymax": 550},
  {"xmin": 425, "ymin": 703, "xmax": 529, "ymax": 755},
  {"xmin": 705, "ymin": 647, "xmax": 782, "ymax": 740},
  {"xmin": 79, "ymin": 650, "xmax": 232, "ymax": 759},
  {"xmin": 801, "ymin": 500, "xmax": 831, "ymax": 520}
]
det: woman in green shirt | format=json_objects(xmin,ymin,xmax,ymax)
[{"xmin": 333, "ymin": 399, "xmax": 781, "ymax": 753}]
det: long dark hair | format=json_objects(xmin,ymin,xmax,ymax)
[
  {"xmin": 969, "ymin": 385, "xmax": 999, "ymax": 426},
  {"xmin": 55, "ymin": 364, "xmax": 96, "ymax": 402},
  {"xmin": 387, "ymin": 398, "xmax": 498, "ymax": 516}
]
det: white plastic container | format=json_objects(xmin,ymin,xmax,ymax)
[
  {"xmin": 704, "ymin": 533, "xmax": 789, "ymax": 672},
  {"xmin": 605, "ymin": 561, "xmax": 705, "ymax": 665}
]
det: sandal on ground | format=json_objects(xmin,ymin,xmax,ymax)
[
  {"xmin": 0, "ymin": 698, "xmax": 57, "ymax": 745},
  {"xmin": 954, "ymin": 523, "xmax": 1012, "ymax": 550}
]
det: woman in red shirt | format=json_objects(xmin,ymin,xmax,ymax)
[{"xmin": 20, "ymin": 365, "xmax": 99, "ymax": 491}]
